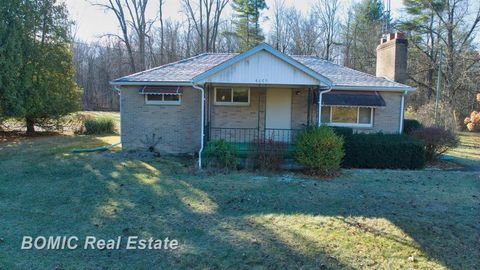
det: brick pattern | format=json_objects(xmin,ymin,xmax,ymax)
[
  {"xmin": 291, "ymin": 89, "xmax": 311, "ymax": 129},
  {"xmin": 376, "ymin": 38, "xmax": 408, "ymax": 84},
  {"xmin": 120, "ymin": 86, "xmax": 201, "ymax": 154},
  {"xmin": 120, "ymin": 87, "xmax": 403, "ymax": 154},
  {"xmin": 372, "ymin": 92, "xmax": 402, "ymax": 133},
  {"xmin": 209, "ymin": 87, "xmax": 262, "ymax": 128}
]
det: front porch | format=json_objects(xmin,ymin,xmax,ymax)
[{"xmin": 204, "ymin": 86, "xmax": 317, "ymax": 154}]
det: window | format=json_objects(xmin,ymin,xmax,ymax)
[
  {"xmin": 321, "ymin": 106, "xmax": 373, "ymax": 127},
  {"xmin": 145, "ymin": 94, "xmax": 181, "ymax": 105},
  {"xmin": 214, "ymin": 87, "xmax": 250, "ymax": 105}
]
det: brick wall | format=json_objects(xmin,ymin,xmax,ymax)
[
  {"xmin": 371, "ymin": 92, "xmax": 402, "ymax": 133},
  {"xmin": 120, "ymin": 87, "xmax": 403, "ymax": 155},
  {"xmin": 120, "ymin": 86, "xmax": 201, "ymax": 154}
]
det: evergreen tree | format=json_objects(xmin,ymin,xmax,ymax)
[
  {"xmin": 0, "ymin": 0, "xmax": 81, "ymax": 133},
  {"xmin": 232, "ymin": 0, "xmax": 267, "ymax": 51},
  {"xmin": 344, "ymin": 0, "xmax": 385, "ymax": 74}
]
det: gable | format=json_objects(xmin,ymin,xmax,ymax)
[{"xmin": 202, "ymin": 50, "xmax": 320, "ymax": 85}]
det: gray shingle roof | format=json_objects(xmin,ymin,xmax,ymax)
[
  {"xmin": 113, "ymin": 53, "xmax": 235, "ymax": 83},
  {"xmin": 292, "ymin": 55, "xmax": 409, "ymax": 89},
  {"xmin": 112, "ymin": 51, "xmax": 413, "ymax": 90}
]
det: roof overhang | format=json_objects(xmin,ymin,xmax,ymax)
[
  {"xmin": 332, "ymin": 85, "xmax": 415, "ymax": 92},
  {"xmin": 110, "ymin": 81, "xmax": 193, "ymax": 86}
]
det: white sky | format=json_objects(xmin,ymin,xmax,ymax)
[{"xmin": 64, "ymin": 0, "xmax": 405, "ymax": 42}]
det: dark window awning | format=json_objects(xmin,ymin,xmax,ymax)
[
  {"xmin": 322, "ymin": 91, "xmax": 386, "ymax": 107},
  {"xmin": 139, "ymin": 86, "xmax": 183, "ymax": 95}
]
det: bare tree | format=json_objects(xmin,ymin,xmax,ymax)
[
  {"xmin": 270, "ymin": 0, "xmax": 290, "ymax": 52},
  {"xmin": 96, "ymin": 0, "xmax": 152, "ymax": 71},
  {"xmin": 182, "ymin": 0, "xmax": 230, "ymax": 52},
  {"xmin": 315, "ymin": 0, "xmax": 341, "ymax": 60}
]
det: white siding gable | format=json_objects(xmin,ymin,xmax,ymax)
[{"xmin": 204, "ymin": 50, "xmax": 319, "ymax": 85}]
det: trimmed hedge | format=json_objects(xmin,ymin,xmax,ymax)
[
  {"xmin": 331, "ymin": 126, "xmax": 353, "ymax": 139},
  {"xmin": 84, "ymin": 117, "xmax": 115, "ymax": 134},
  {"xmin": 343, "ymin": 133, "xmax": 425, "ymax": 169},
  {"xmin": 403, "ymin": 119, "xmax": 422, "ymax": 134}
]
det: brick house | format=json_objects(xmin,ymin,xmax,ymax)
[{"xmin": 111, "ymin": 32, "xmax": 414, "ymax": 167}]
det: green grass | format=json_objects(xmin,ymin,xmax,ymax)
[
  {"xmin": 446, "ymin": 132, "xmax": 480, "ymax": 168},
  {"xmin": 0, "ymin": 135, "xmax": 479, "ymax": 269}
]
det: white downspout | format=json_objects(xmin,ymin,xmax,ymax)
[
  {"xmin": 317, "ymin": 86, "xmax": 333, "ymax": 126},
  {"xmin": 192, "ymin": 84, "xmax": 205, "ymax": 169},
  {"xmin": 114, "ymin": 86, "xmax": 122, "ymax": 145},
  {"xmin": 399, "ymin": 90, "xmax": 407, "ymax": 133}
]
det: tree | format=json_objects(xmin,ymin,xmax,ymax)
[
  {"xmin": 270, "ymin": 0, "xmax": 289, "ymax": 52},
  {"xmin": 344, "ymin": 0, "xmax": 385, "ymax": 74},
  {"xmin": 315, "ymin": 0, "xmax": 341, "ymax": 61},
  {"xmin": 0, "ymin": 0, "xmax": 80, "ymax": 133},
  {"xmin": 182, "ymin": 0, "xmax": 230, "ymax": 53},
  {"xmin": 400, "ymin": 0, "xmax": 480, "ymax": 128},
  {"xmin": 0, "ymin": 0, "xmax": 25, "ymax": 121},
  {"xmin": 98, "ymin": 0, "xmax": 152, "ymax": 72},
  {"xmin": 232, "ymin": 0, "xmax": 267, "ymax": 51}
]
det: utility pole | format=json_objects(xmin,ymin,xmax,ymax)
[{"xmin": 434, "ymin": 47, "xmax": 443, "ymax": 126}]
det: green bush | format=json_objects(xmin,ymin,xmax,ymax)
[
  {"xmin": 295, "ymin": 126, "xmax": 344, "ymax": 176},
  {"xmin": 403, "ymin": 119, "xmax": 423, "ymax": 134},
  {"xmin": 343, "ymin": 133, "xmax": 425, "ymax": 169},
  {"xmin": 203, "ymin": 140, "xmax": 239, "ymax": 170},
  {"xmin": 410, "ymin": 127, "xmax": 459, "ymax": 161},
  {"xmin": 331, "ymin": 126, "xmax": 354, "ymax": 139},
  {"xmin": 84, "ymin": 117, "xmax": 115, "ymax": 135}
]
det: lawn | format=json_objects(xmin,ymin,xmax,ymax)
[
  {"xmin": 446, "ymin": 132, "xmax": 480, "ymax": 169},
  {"xmin": 0, "ymin": 135, "xmax": 479, "ymax": 269}
]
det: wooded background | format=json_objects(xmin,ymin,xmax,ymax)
[{"xmin": 73, "ymin": 0, "xmax": 480, "ymax": 129}]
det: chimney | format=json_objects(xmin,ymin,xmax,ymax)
[{"xmin": 376, "ymin": 32, "xmax": 408, "ymax": 84}]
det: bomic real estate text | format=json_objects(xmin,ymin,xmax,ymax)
[{"xmin": 21, "ymin": 236, "xmax": 179, "ymax": 250}]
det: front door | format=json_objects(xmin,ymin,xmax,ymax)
[{"xmin": 265, "ymin": 88, "xmax": 292, "ymax": 141}]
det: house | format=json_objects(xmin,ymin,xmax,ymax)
[{"xmin": 111, "ymin": 32, "xmax": 414, "ymax": 167}]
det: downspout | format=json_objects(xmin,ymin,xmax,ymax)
[
  {"xmin": 399, "ymin": 90, "xmax": 407, "ymax": 133},
  {"xmin": 192, "ymin": 83, "xmax": 205, "ymax": 169},
  {"xmin": 114, "ymin": 86, "xmax": 122, "ymax": 145},
  {"xmin": 317, "ymin": 85, "xmax": 333, "ymax": 126}
]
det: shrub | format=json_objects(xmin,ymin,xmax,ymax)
[
  {"xmin": 203, "ymin": 140, "xmax": 238, "ymax": 170},
  {"xmin": 254, "ymin": 138, "xmax": 287, "ymax": 171},
  {"xmin": 84, "ymin": 117, "xmax": 115, "ymax": 134},
  {"xmin": 403, "ymin": 119, "xmax": 423, "ymax": 134},
  {"xmin": 331, "ymin": 126, "xmax": 353, "ymax": 139},
  {"xmin": 343, "ymin": 134, "xmax": 425, "ymax": 169},
  {"xmin": 410, "ymin": 127, "xmax": 459, "ymax": 161},
  {"xmin": 464, "ymin": 94, "xmax": 480, "ymax": 132},
  {"xmin": 295, "ymin": 126, "xmax": 344, "ymax": 177}
]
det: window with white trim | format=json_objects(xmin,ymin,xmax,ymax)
[
  {"xmin": 145, "ymin": 94, "xmax": 181, "ymax": 105},
  {"xmin": 321, "ymin": 106, "xmax": 373, "ymax": 127},
  {"xmin": 214, "ymin": 87, "xmax": 250, "ymax": 105}
]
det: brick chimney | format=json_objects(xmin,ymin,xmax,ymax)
[{"xmin": 376, "ymin": 32, "xmax": 408, "ymax": 84}]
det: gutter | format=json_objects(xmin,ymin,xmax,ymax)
[
  {"xmin": 192, "ymin": 83, "xmax": 205, "ymax": 169},
  {"xmin": 399, "ymin": 90, "xmax": 408, "ymax": 133},
  {"xmin": 113, "ymin": 86, "xmax": 122, "ymax": 145},
  {"xmin": 317, "ymin": 86, "xmax": 333, "ymax": 126}
]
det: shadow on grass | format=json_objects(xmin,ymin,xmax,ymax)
[{"xmin": 0, "ymin": 135, "xmax": 479, "ymax": 269}]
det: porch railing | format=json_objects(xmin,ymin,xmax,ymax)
[{"xmin": 208, "ymin": 127, "xmax": 303, "ymax": 154}]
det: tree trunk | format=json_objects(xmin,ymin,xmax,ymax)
[{"xmin": 26, "ymin": 117, "xmax": 35, "ymax": 134}]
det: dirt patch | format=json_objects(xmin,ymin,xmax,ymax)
[{"xmin": 0, "ymin": 130, "xmax": 60, "ymax": 144}]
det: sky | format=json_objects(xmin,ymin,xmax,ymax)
[{"xmin": 64, "ymin": 0, "xmax": 405, "ymax": 42}]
